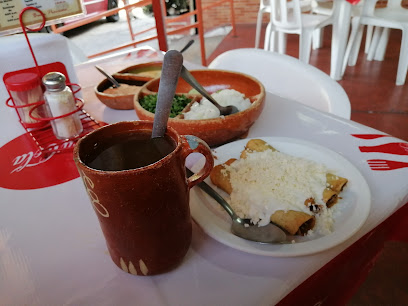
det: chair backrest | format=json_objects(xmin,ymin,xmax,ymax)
[
  {"xmin": 363, "ymin": 0, "xmax": 405, "ymax": 17},
  {"xmin": 362, "ymin": 0, "xmax": 383, "ymax": 16},
  {"xmin": 387, "ymin": 0, "xmax": 403, "ymax": 9},
  {"xmin": 311, "ymin": 0, "xmax": 333, "ymax": 15},
  {"xmin": 208, "ymin": 48, "xmax": 351, "ymax": 119},
  {"xmin": 260, "ymin": 0, "xmax": 312, "ymax": 14},
  {"xmin": 259, "ymin": 0, "xmax": 269, "ymax": 12},
  {"xmin": 270, "ymin": 0, "xmax": 302, "ymax": 29}
]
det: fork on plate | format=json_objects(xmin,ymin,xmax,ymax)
[{"xmin": 367, "ymin": 159, "xmax": 408, "ymax": 171}]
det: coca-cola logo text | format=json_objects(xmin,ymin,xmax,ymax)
[{"xmin": 0, "ymin": 134, "xmax": 79, "ymax": 190}]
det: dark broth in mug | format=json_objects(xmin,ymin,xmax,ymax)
[{"xmin": 84, "ymin": 130, "xmax": 176, "ymax": 171}]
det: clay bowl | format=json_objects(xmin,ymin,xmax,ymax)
[
  {"xmin": 95, "ymin": 62, "xmax": 162, "ymax": 110},
  {"xmin": 113, "ymin": 61, "xmax": 162, "ymax": 82},
  {"xmin": 134, "ymin": 69, "xmax": 266, "ymax": 147}
]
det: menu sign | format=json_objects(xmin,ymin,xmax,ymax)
[{"xmin": 0, "ymin": 0, "xmax": 84, "ymax": 33}]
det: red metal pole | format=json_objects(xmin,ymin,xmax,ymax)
[
  {"xmin": 152, "ymin": 0, "xmax": 168, "ymax": 51},
  {"xmin": 195, "ymin": 0, "xmax": 207, "ymax": 66},
  {"xmin": 122, "ymin": 0, "xmax": 136, "ymax": 43},
  {"xmin": 230, "ymin": 0, "xmax": 237, "ymax": 37}
]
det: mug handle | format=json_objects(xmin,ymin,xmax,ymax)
[{"xmin": 180, "ymin": 135, "xmax": 214, "ymax": 189}]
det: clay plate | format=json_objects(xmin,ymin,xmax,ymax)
[
  {"xmin": 95, "ymin": 62, "xmax": 162, "ymax": 110},
  {"xmin": 134, "ymin": 69, "xmax": 266, "ymax": 147}
]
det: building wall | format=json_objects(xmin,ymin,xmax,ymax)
[{"xmin": 201, "ymin": 0, "xmax": 260, "ymax": 31}]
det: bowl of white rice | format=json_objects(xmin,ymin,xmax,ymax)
[{"xmin": 134, "ymin": 69, "xmax": 266, "ymax": 147}]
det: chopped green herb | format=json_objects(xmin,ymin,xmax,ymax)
[{"xmin": 139, "ymin": 94, "xmax": 191, "ymax": 118}]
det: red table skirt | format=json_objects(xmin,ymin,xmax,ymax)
[{"xmin": 278, "ymin": 202, "xmax": 408, "ymax": 305}]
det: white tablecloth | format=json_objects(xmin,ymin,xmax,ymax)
[{"xmin": 1, "ymin": 47, "xmax": 407, "ymax": 306}]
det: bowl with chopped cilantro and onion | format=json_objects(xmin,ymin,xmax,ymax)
[{"xmin": 134, "ymin": 69, "xmax": 265, "ymax": 147}]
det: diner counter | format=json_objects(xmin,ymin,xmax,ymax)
[{"xmin": 1, "ymin": 47, "xmax": 407, "ymax": 305}]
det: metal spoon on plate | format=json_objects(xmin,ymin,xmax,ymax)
[
  {"xmin": 185, "ymin": 168, "xmax": 286, "ymax": 243},
  {"xmin": 180, "ymin": 65, "xmax": 239, "ymax": 116}
]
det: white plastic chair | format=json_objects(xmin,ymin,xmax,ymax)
[
  {"xmin": 310, "ymin": 1, "xmax": 372, "ymax": 51},
  {"xmin": 310, "ymin": 0, "xmax": 334, "ymax": 50},
  {"xmin": 343, "ymin": 0, "xmax": 408, "ymax": 85},
  {"xmin": 255, "ymin": 0, "xmax": 313, "ymax": 48},
  {"xmin": 364, "ymin": 1, "xmax": 408, "ymax": 61},
  {"xmin": 311, "ymin": 1, "xmax": 365, "ymax": 18},
  {"xmin": 208, "ymin": 48, "xmax": 351, "ymax": 119},
  {"xmin": 311, "ymin": 0, "xmax": 333, "ymax": 15},
  {"xmin": 263, "ymin": 0, "xmax": 332, "ymax": 64}
]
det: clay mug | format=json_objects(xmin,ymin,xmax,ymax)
[{"xmin": 73, "ymin": 120, "xmax": 213, "ymax": 275}]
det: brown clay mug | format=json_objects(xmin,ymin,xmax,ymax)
[{"xmin": 73, "ymin": 120, "xmax": 213, "ymax": 276}]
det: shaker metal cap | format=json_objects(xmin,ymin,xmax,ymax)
[{"xmin": 42, "ymin": 72, "xmax": 66, "ymax": 91}]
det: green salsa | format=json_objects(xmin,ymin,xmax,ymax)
[{"xmin": 139, "ymin": 94, "xmax": 191, "ymax": 118}]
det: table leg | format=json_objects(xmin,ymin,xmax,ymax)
[{"xmin": 331, "ymin": 0, "xmax": 352, "ymax": 80}]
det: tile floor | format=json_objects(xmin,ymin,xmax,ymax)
[{"xmin": 206, "ymin": 23, "xmax": 408, "ymax": 305}]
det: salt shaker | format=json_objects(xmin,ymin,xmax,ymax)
[{"xmin": 42, "ymin": 72, "xmax": 83, "ymax": 140}]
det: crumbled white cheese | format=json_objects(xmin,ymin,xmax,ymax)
[
  {"xmin": 226, "ymin": 149, "xmax": 334, "ymax": 234},
  {"xmin": 210, "ymin": 89, "xmax": 251, "ymax": 111},
  {"xmin": 183, "ymin": 89, "xmax": 251, "ymax": 120},
  {"xmin": 183, "ymin": 99, "xmax": 220, "ymax": 120}
]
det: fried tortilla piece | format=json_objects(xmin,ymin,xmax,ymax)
[
  {"xmin": 304, "ymin": 174, "xmax": 346, "ymax": 210},
  {"xmin": 322, "ymin": 188, "xmax": 338, "ymax": 208},
  {"xmin": 326, "ymin": 173, "xmax": 348, "ymax": 193},
  {"xmin": 270, "ymin": 210, "xmax": 315, "ymax": 236},
  {"xmin": 240, "ymin": 139, "xmax": 277, "ymax": 159},
  {"xmin": 209, "ymin": 158, "xmax": 236, "ymax": 194}
]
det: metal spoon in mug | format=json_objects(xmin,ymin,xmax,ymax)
[
  {"xmin": 152, "ymin": 51, "xmax": 285, "ymax": 243},
  {"xmin": 186, "ymin": 168, "xmax": 287, "ymax": 243},
  {"xmin": 95, "ymin": 65, "xmax": 121, "ymax": 88},
  {"xmin": 180, "ymin": 65, "xmax": 239, "ymax": 116},
  {"xmin": 152, "ymin": 49, "xmax": 183, "ymax": 138}
]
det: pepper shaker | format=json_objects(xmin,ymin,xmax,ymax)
[{"xmin": 42, "ymin": 72, "xmax": 83, "ymax": 140}]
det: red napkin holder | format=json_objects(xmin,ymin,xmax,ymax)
[{"xmin": 3, "ymin": 7, "xmax": 104, "ymax": 157}]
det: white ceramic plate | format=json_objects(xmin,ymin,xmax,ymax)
[{"xmin": 189, "ymin": 137, "xmax": 371, "ymax": 257}]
